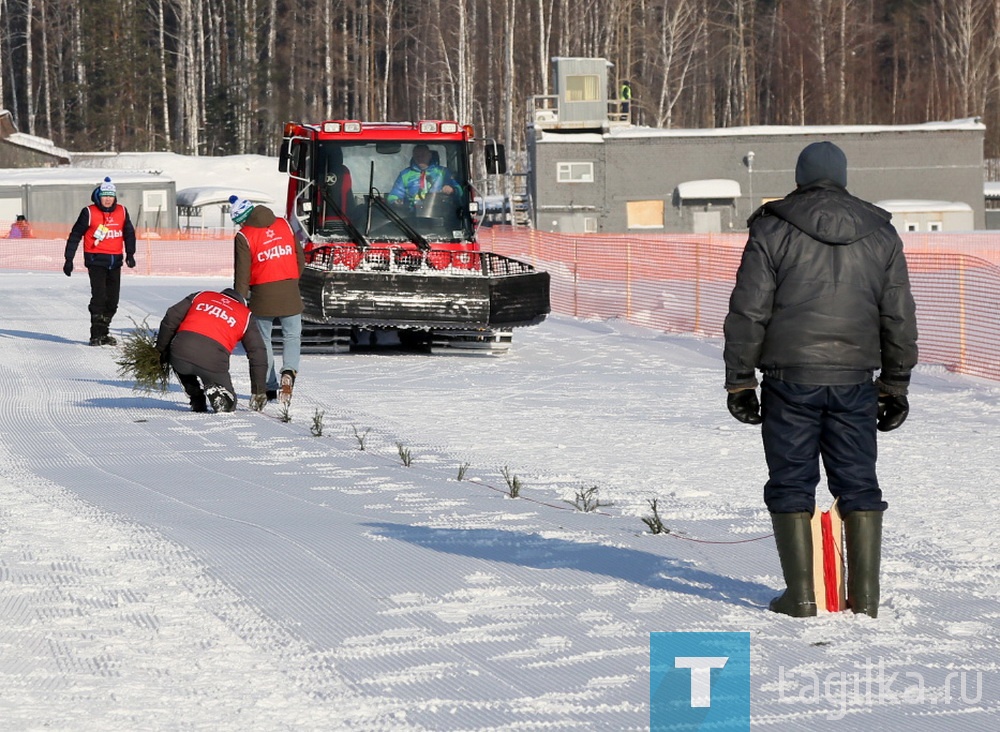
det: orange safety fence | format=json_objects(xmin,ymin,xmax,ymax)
[
  {"xmin": 480, "ymin": 227, "xmax": 1000, "ymax": 383},
  {"xmin": 5, "ymin": 226, "xmax": 1000, "ymax": 382}
]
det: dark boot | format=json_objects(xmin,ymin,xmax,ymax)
[
  {"xmin": 769, "ymin": 512, "xmax": 817, "ymax": 617},
  {"xmin": 189, "ymin": 392, "xmax": 208, "ymax": 412},
  {"xmin": 180, "ymin": 375, "xmax": 208, "ymax": 412},
  {"xmin": 205, "ymin": 385, "xmax": 236, "ymax": 413},
  {"xmin": 99, "ymin": 315, "xmax": 117, "ymax": 346},
  {"xmin": 89, "ymin": 314, "xmax": 104, "ymax": 346},
  {"xmin": 845, "ymin": 511, "xmax": 882, "ymax": 618}
]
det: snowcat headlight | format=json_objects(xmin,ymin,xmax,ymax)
[
  {"xmin": 440, "ymin": 122, "xmax": 458, "ymax": 133},
  {"xmin": 344, "ymin": 121, "xmax": 362, "ymax": 133},
  {"xmin": 419, "ymin": 121, "xmax": 438, "ymax": 133},
  {"xmin": 468, "ymin": 200, "xmax": 480, "ymax": 215},
  {"xmin": 322, "ymin": 121, "xmax": 341, "ymax": 133}
]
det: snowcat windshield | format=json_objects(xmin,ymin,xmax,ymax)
[{"xmin": 309, "ymin": 140, "xmax": 473, "ymax": 243}]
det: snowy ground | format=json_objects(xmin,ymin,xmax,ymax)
[{"xmin": 1, "ymin": 272, "xmax": 998, "ymax": 730}]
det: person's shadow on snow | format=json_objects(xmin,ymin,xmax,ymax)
[
  {"xmin": 68, "ymin": 379, "xmax": 192, "ymax": 411},
  {"xmin": 366, "ymin": 522, "xmax": 772, "ymax": 609},
  {"xmin": 81, "ymin": 396, "xmax": 191, "ymax": 410},
  {"xmin": 0, "ymin": 328, "xmax": 77, "ymax": 344}
]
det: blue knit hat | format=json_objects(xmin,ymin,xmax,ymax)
[{"xmin": 229, "ymin": 195, "xmax": 254, "ymax": 225}]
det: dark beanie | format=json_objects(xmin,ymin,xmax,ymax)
[
  {"xmin": 221, "ymin": 287, "xmax": 246, "ymax": 306},
  {"xmin": 795, "ymin": 141, "xmax": 847, "ymax": 188}
]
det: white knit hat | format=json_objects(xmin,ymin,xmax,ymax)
[
  {"xmin": 229, "ymin": 195, "xmax": 254, "ymax": 225},
  {"xmin": 98, "ymin": 177, "xmax": 116, "ymax": 197}
]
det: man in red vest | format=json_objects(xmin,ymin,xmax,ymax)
[
  {"xmin": 63, "ymin": 177, "xmax": 137, "ymax": 345},
  {"xmin": 231, "ymin": 195, "xmax": 305, "ymax": 406},
  {"xmin": 155, "ymin": 288, "xmax": 268, "ymax": 412}
]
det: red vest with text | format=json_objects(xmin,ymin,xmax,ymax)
[
  {"xmin": 242, "ymin": 218, "xmax": 300, "ymax": 285},
  {"xmin": 82, "ymin": 204, "xmax": 127, "ymax": 255},
  {"xmin": 176, "ymin": 292, "xmax": 252, "ymax": 352}
]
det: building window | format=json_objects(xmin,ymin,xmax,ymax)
[
  {"xmin": 928, "ymin": 221, "xmax": 942, "ymax": 231},
  {"xmin": 905, "ymin": 222, "xmax": 919, "ymax": 232},
  {"xmin": 627, "ymin": 200, "xmax": 664, "ymax": 229},
  {"xmin": 144, "ymin": 190, "xmax": 168, "ymax": 212},
  {"xmin": 564, "ymin": 75, "xmax": 599, "ymax": 102},
  {"xmin": 557, "ymin": 162, "xmax": 594, "ymax": 183},
  {"xmin": 583, "ymin": 217, "xmax": 598, "ymax": 233}
]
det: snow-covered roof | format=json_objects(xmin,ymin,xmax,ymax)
[
  {"xmin": 176, "ymin": 186, "xmax": 275, "ymax": 208},
  {"xmin": 3, "ymin": 132, "xmax": 71, "ymax": 160},
  {"xmin": 0, "ymin": 167, "xmax": 171, "ymax": 186},
  {"xmin": 984, "ymin": 181, "xmax": 1000, "ymax": 199},
  {"xmin": 72, "ymin": 151, "xmax": 286, "ymax": 206},
  {"xmin": 676, "ymin": 178, "xmax": 741, "ymax": 200},
  {"xmin": 876, "ymin": 199, "xmax": 973, "ymax": 213},
  {"xmin": 535, "ymin": 117, "xmax": 985, "ymax": 142}
]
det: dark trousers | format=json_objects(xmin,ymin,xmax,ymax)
[
  {"xmin": 87, "ymin": 265, "xmax": 122, "ymax": 318},
  {"xmin": 171, "ymin": 357, "xmax": 234, "ymax": 395},
  {"xmin": 761, "ymin": 378, "xmax": 886, "ymax": 515}
]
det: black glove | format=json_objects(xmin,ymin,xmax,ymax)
[
  {"xmin": 126, "ymin": 254, "xmax": 136, "ymax": 268},
  {"xmin": 727, "ymin": 389, "xmax": 762, "ymax": 424},
  {"xmin": 877, "ymin": 393, "xmax": 909, "ymax": 432},
  {"xmin": 63, "ymin": 260, "xmax": 73, "ymax": 277}
]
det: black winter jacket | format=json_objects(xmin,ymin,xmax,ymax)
[
  {"xmin": 723, "ymin": 181, "xmax": 918, "ymax": 392},
  {"xmin": 64, "ymin": 201, "xmax": 137, "ymax": 270}
]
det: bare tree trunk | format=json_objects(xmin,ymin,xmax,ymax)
[
  {"xmin": 157, "ymin": 0, "xmax": 171, "ymax": 147},
  {"xmin": 655, "ymin": 0, "xmax": 701, "ymax": 129},
  {"xmin": 40, "ymin": 0, "xmax": 52, "ymax": 137},
  {"xmin": 264, "ymin": 0, "xmax": 277, "ymax": 149},
  {"xmin": 24, "ymin": 0, "xmax": 33, "ymax": 134},
  {"xmin": 537, "ymin": 0, "xmax": 553, "ymax": 96},
  {"xmin": 0, "ymin": 0, "xmax": 5, "ymax": 109}
]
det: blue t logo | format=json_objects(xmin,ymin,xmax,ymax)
[{"xmin": 651, "ymin": 632, "xmax": 750, "ymax": 730}]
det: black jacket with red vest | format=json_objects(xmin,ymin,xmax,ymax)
[{"xmin": 64, "ymin": 200, "xmax": 137, "ymax": 270}]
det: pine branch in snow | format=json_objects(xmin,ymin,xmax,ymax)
[{"xmin": 116, "ymin": 318, "xmax": 171, "ymax": 393}]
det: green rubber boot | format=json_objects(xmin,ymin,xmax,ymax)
[
  {"xmin": 769, "ymin": 512, "xmax": 817, "ymax": 617},
  {"xmin": 845, "ymin": 510, "xmax": 883, "ymax": 618}
]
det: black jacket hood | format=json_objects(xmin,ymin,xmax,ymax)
[{"xmin": 751, "ymin": 181, "xmax": 892, "ymax": 246}]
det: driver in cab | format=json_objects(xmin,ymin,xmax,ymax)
[{"xmin": 387, "ymin": 144, "xmax": 462, "ymax": 207}]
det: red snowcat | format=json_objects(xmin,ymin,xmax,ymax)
[{"xmin": 277, "ymin": 119, "xmax": 550, "ymax": 353}]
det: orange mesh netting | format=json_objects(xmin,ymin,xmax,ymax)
[
  {"xmin": 6, "ymin": 225, "xmax": 1000, "ymax": 381},
  {"xmin": 481, "ymin": 227, "xmax": 1000, "ymax": 383}
]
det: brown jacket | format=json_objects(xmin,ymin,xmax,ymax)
[{"xmin": 233, "ymin": 205, "xmax": 305, "ymax": 318}]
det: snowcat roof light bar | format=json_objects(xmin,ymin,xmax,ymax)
[
  {"xmin": 321, "ymin": 120, "xmax": 363, "ymax": 133},
  {"xmin": 418, "ymin": 120, "xmax": 463, "ymax": 134}
]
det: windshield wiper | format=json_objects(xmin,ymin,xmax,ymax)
[
  {"xmin": 321, "ymin": 186, "xmax": 370, "ymax": 252},
  {"xmin": 363, "ymin": 161, "xmax": 430, "ymax": 252}
]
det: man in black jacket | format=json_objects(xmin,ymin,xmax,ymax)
[{"xmin": 724, "ymin": 141, "xmax": 918, "ymax": 619}]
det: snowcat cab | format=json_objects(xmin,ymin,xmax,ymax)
[{"xmin": 278, "ymin": 119, "xmax": 549, "ymax": 353}]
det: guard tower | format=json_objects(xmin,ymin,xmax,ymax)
[{"xmin": 528, "ymin": 57, "xmax": 630, "ymax": 132}]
